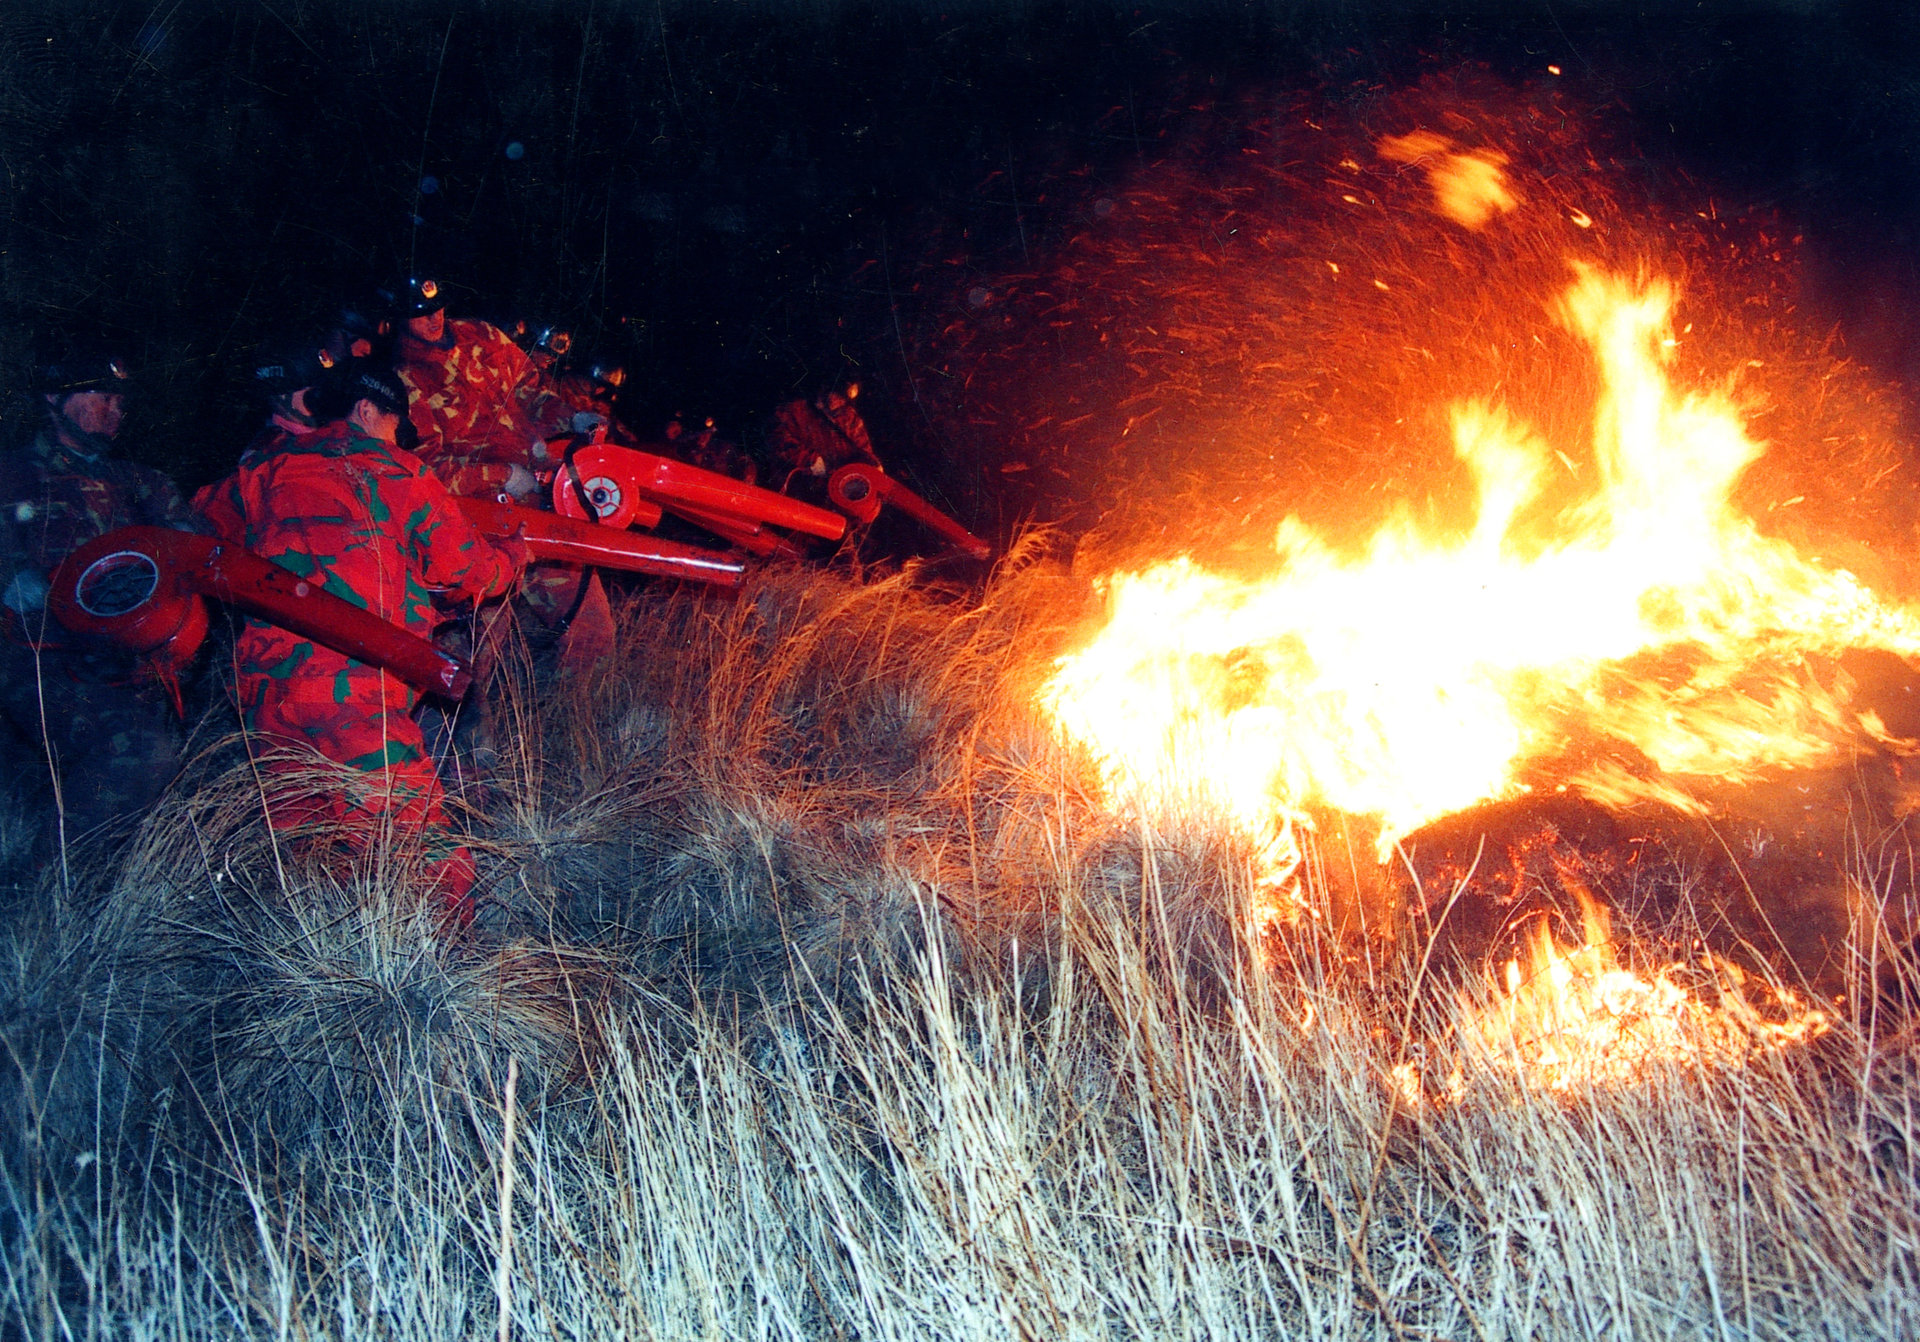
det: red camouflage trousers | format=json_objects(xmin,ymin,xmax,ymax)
[{"xmin": 234, "ymin": 630, "xmax": 475, "ymax": 918}]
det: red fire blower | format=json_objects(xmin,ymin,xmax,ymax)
[
  {"xmin": 549, "ymin": 441, "xmax": 844, "ymax": 558},
  {"xmin": 827, "ymin": 464, "xmax": 992, "ymax": 561},
  {"xmin": 45, "ymin": 504, "xmax": 745, "ymax": 708},
  {"xmin": 546, "ymin": 441, "xmax": 992, "ymax": 561}
]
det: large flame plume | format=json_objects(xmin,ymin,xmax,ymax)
[{"xmin": 1039, "ymin": 264, "xmax": 1920, "ymax": 879}]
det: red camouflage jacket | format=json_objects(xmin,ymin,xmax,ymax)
[
  {"xmin": 396, "ymin": 318, "xmax": 547, "ymax": 497},
  {"xmin": 766, "ymin": 393, "xmax": 880, "ymax": 479},
  {"xmin": 195, "ymin": 420, "xmax": 520, "ymax": 643}
]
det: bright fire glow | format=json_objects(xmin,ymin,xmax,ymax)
[
  {"xmin": 1451, "ymin": 892, "xmax": 1829, "ymax": 1094},
  {"xmin": 1039, "ymin": 267, "xmax": 1920, "ymax": 878}
]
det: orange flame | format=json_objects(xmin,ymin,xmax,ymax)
[
  {"xmin": 1039, "ymin": 266, "xmax": 1920, "ymax": 874},
  {"xmin": 1448, "ymin": 892, "xmax": 1829, "ymax": 1095}
]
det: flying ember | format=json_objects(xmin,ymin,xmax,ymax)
[{"xmin": 1039, "ymin": 264, "xmax": 1920, "ymax": 876}]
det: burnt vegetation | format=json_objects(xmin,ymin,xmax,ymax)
[{"xmin": 3, "ymin": 1, "xmax": 1920, "ymax": 1337}]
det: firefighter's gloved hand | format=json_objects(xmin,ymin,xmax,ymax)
[
  {"xmin": 503, "ymin": 464, "xmax": 540, "ymax": 502},
  {"xmin": 2, "ymin": 570, "xmax": 48, "ymax": 616},
  {"xmin": 570, "ymin": 410, "xmax": 609, "ymax": 436},
  {"xmin": 492, "ymin": 533, "xmax": 532, "ymax": 582}
]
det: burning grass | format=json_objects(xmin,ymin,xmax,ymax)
[
  {"xmin": 0, "ymin": 559, "xmax": 1913, "ymax": 1339},
  {"xmin": 994, "ymin": 70, "xmax": 1920, "ymax": 966}
]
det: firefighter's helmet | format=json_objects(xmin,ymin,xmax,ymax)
[
  {"xmin": 335, "ymin": 297, "xmax": 394, "ymax": 359},
  {"xmin": 310, "ymin": 358, "xmax": 410, "ymax": 422},
  {"xmin": 34, "ymin": 349, "xmax": 130, "ymax": 399},
  {"xmin": 396, "ymin": 276, "xmax": 446, "ymax": 319},
  {"xmin": 251, "ymin": 335, "xmax": 337, "ymax": 396}
]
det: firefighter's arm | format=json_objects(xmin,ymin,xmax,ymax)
[
  {"xmin": 191, "ymin": 476, "xmax": 247, "ymax": 546},
  {"xmin": 403, "ymin": 467, "xmax": 528, "ymax": 602},
  {"xmin": 513, "ymin": 365, "xmax": 570, "ymax": 439},
  {"xmin": 479, "ymin": 332, "xmax": 551, "ymax": 464},
  {"xmin": 147, "ymin": 469, "xmax": 199, "ymax": 532},
  {"xmin": 421, "ymin": 453, "xmax": 541, "ymax": 505}
]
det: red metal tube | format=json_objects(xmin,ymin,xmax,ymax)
[
  {"xmin": 48, "ymin": 526, "xmax": 474, "ymax": 700},
  {"xmin": 551, "ymin": 443, "xmax": 847, "ymax": 541},
  {"xmin": 194, "ymin": 537, "xmax": 474, "ymax": 698},
  {"xmin": 828, "ymin": 465, "xmax": 993, "ymax": 560},
  {"xmin": 456, "ymin": 498, "xmax": 748, "ymax": 587},
  {"xmin": 653, "ymin": 502, "xmax": 810, "ymax": 561}
]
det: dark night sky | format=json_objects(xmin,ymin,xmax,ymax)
[{"xmin": 3, "ymin": 0, "xmax": 1918, "ymax": 539}]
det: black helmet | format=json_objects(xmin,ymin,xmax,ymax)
[
  {"xmin": 396, "ymin": 276, "xmax": 446, "ymax": 319},
  {"xmin": 344, "ymin": 362, "xmax": 409, "ymax": 417},
  {"xmin": 309, "ymin": 358, "xmax": 410, "ymax": 422},
  {"xmin": 334, "ymin": 297, "xmax": 393, "ymax": 359},
  {"xmin": 251, "ymin": 335, "xmax": 336, "ymax": 396},
  {"xmin": 34, "ymin": 350, "xmax": 130, "ymax": 398}
]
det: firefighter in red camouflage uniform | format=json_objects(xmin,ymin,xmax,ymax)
[
  {"xmin": 196, "ymin": 359, "xmax": 527, "ymax": 917},
  {"xmin": 768, "ymin": 382, "xmax": 881, "ymax": 485},
  {"xmin": 397, "ymin": 282, "xmax": 611, "ymax": 673},
  {"xmin": 515, "ymin": 325, "xmax": 627, "ymax": 444},
  {"xmin": 393, "ymin": 278, "xmax": 547, "ymax": 503},
  {"xmin": 0, "ymin": 348, "xmax": 195, "ymax": 842}
]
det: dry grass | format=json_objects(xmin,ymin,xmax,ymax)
[{"xmin": 0, "ymin": 556, "xmax": 1912, "ymax": 1339}]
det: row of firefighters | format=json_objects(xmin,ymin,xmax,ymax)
[{"xmin": 1, "ymin": 278, "xmax": 988, "ymax": 921}]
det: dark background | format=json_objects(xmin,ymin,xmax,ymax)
[{"xmin": 3, "ymin": 0, "xmax": 1918, "ymax": 541}]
